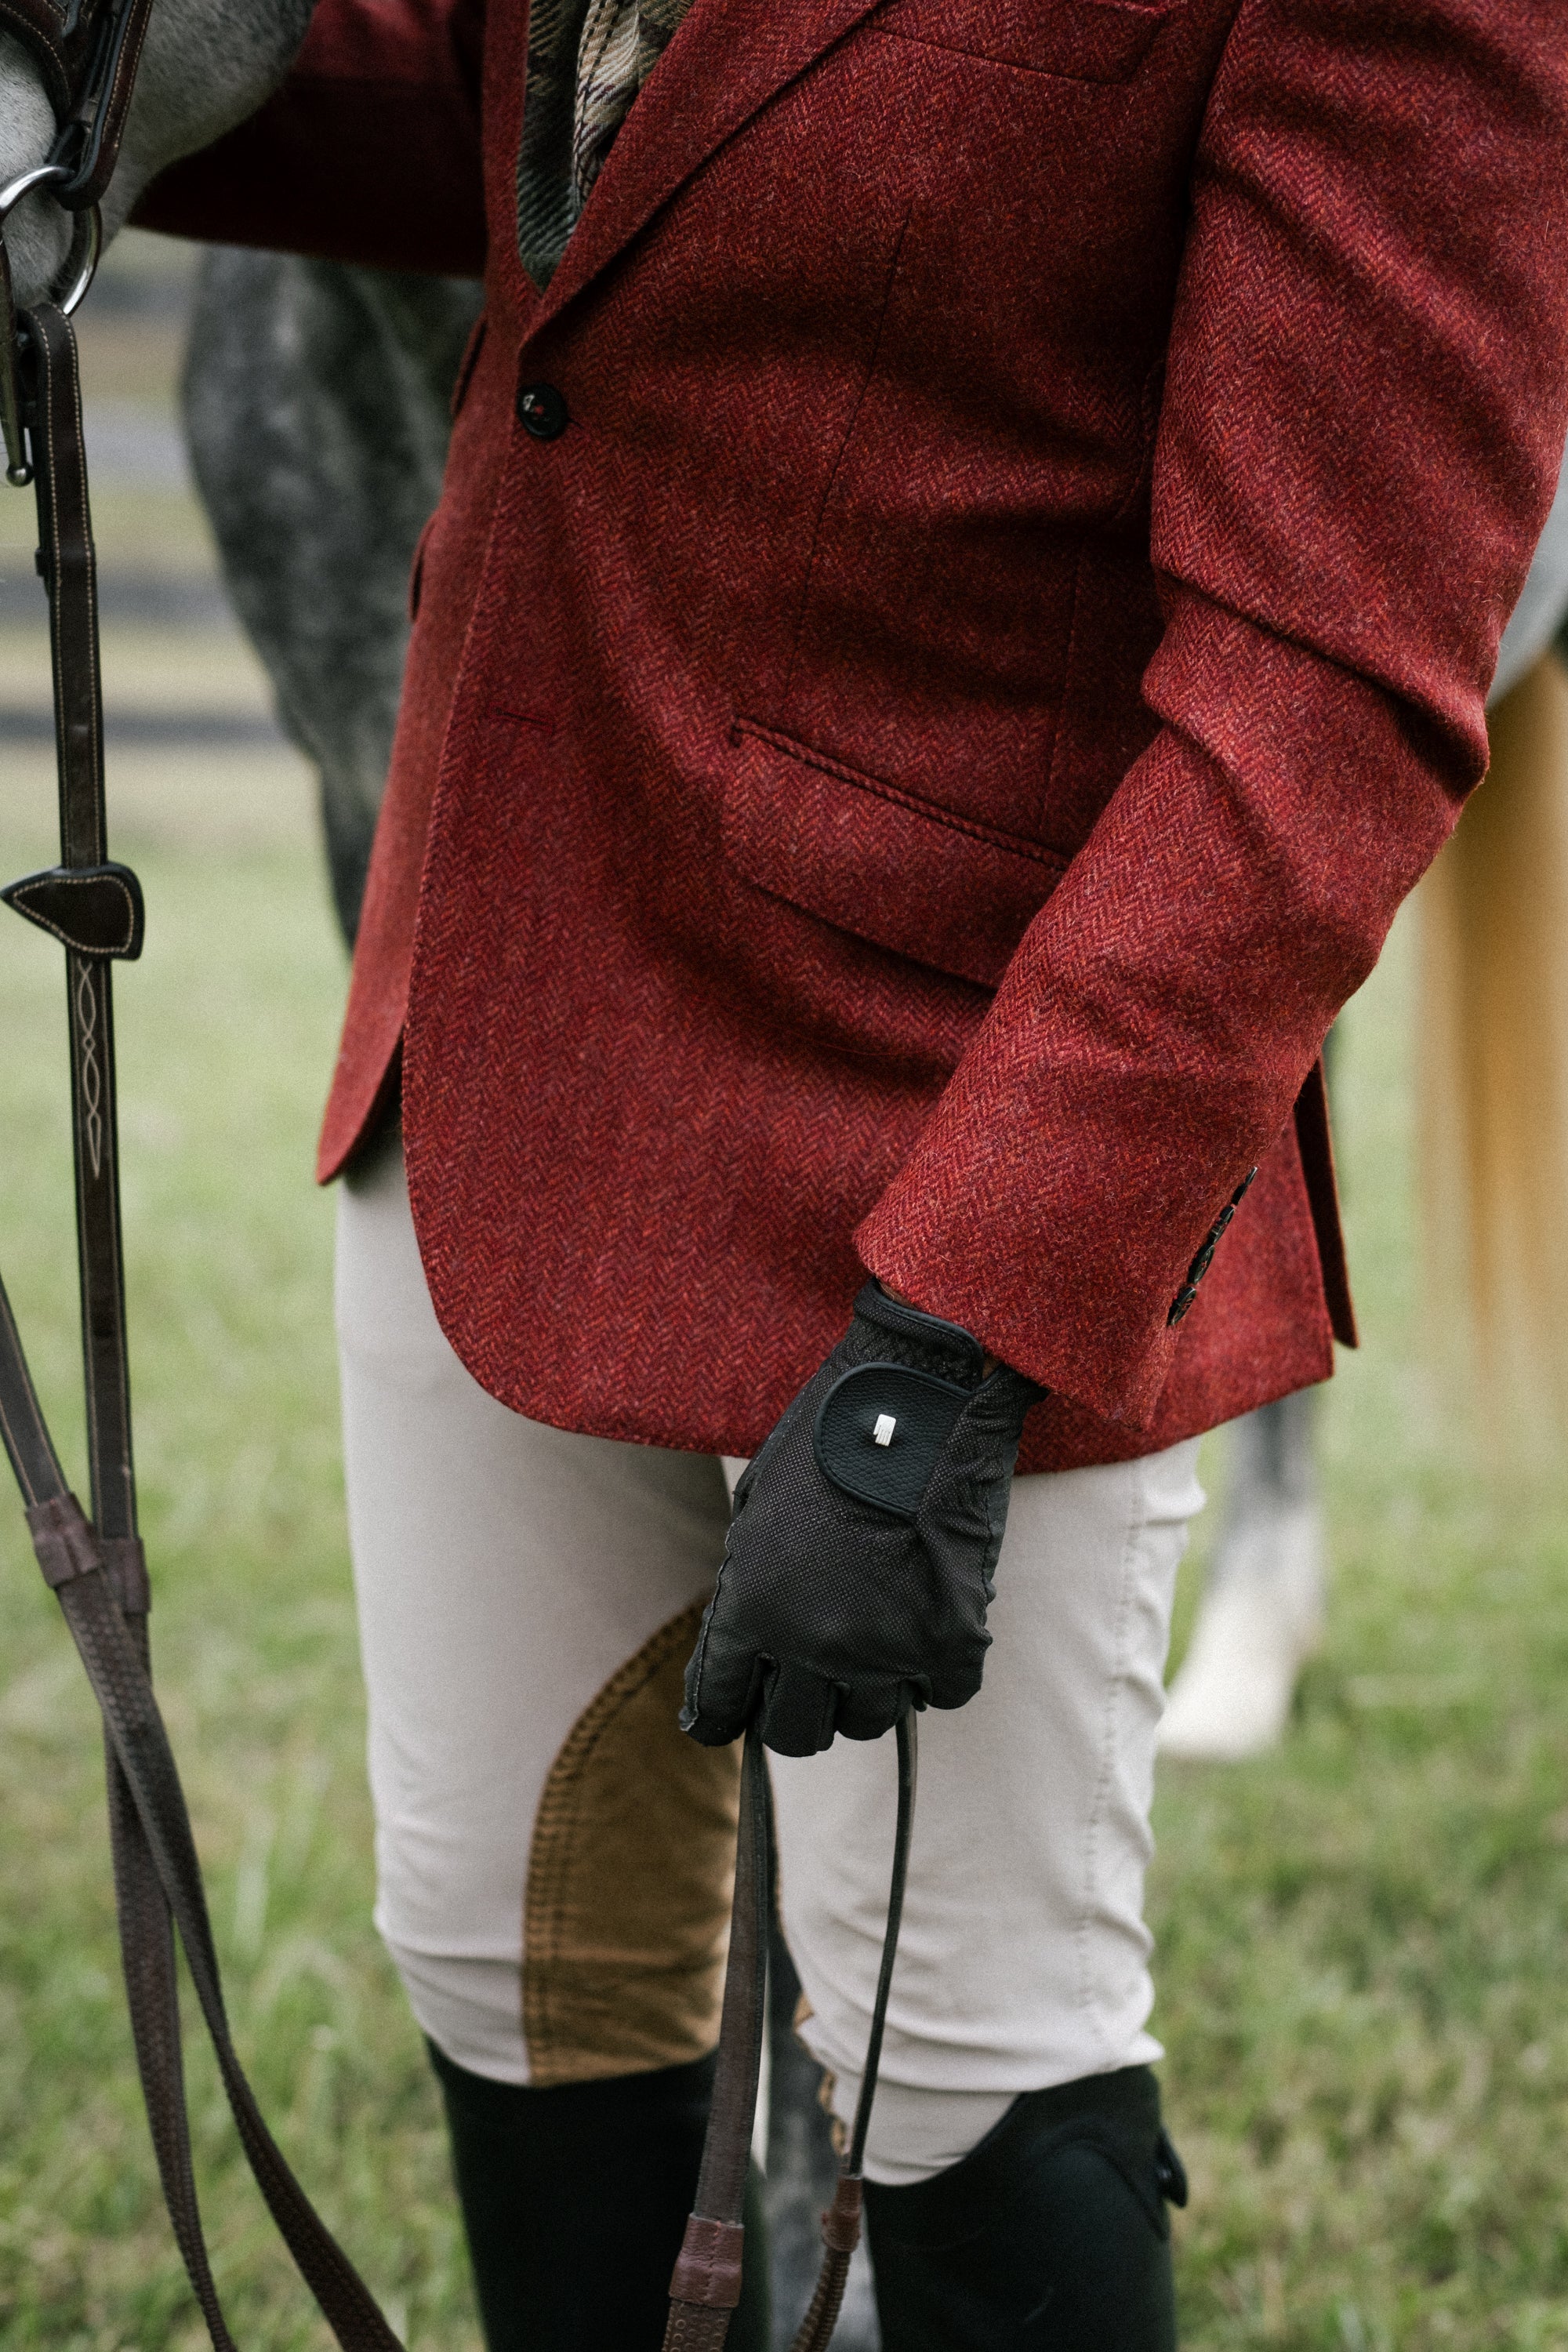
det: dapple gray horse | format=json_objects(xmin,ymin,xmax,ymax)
[{"xmin": 184, "ymin": 257, "xmax": 479, "ymax": 938}]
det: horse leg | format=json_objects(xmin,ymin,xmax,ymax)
[
  {"xmin": 183, "ymin": 249, "xmax": 481, "ymax": 938},
  {"xmin": 1158, "ymin": 1389, "xmax": 1326, "ymax": 1762}
]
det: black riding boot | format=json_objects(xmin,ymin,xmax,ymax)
[
  {"xmin": 864, "ymin": 2065, "xmax": 1185, "ymax": 2351},
  {"xmin": 428, "ymin": 2040, "xmax": 771, "ymax": 2352}
]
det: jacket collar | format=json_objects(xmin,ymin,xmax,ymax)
[{"xmin": 519, "ymin": 0, "xmax": 888, "ymax": 339}]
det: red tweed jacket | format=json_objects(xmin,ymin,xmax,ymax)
[{"xmin": 141, "ymin": 0, "xmax": 1568, "ymax": 1471}]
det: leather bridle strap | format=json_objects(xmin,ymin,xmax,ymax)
[
  {"xmin": 0, "ymin": 0, "xmax": 157, "ymax": 205},
  {"xmin": 0, "ymin": 302, "xmax": 403, "ymax": 2352},
  {"xmin": 662, "ymin": 1711, "xmax": 917, "ymax": 2352}
]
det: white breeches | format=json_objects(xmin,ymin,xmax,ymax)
[{"xmin": 335, "ymin": 1134, "xmax": 1203, "ymax": 2185}]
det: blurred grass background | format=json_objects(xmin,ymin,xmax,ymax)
[{"xmin": 2, "ymin": 234, "xmax": 1567, "ymax": 2351}]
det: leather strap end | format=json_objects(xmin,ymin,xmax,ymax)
[
  {"xmin": 99, "ymin": 1532, "xmax": 150, "ymax": 1614},
  {"xmin": 669, "ymin": 2215, "xmax": 746, "ymax": 2309},
  {"xmin": 26, "ymin": 1490, "xmax": 101, "ymax": 1588},
  {"xmin": 821, "ymin": 2172, "xmax": 863, "ymax": 2254}
]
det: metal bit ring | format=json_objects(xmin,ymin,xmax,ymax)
[
  {"xmin": 0, "ymin": 162, "xmax": 102, "ymax": 314},
  {"xmin": 0, "ymin": 164, "xmax": 100, "ymax": 482}
]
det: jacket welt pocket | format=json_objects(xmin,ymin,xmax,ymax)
[
  {"xmin": 870, "ymin": 0, "xmax": 1180, "ymax": 82},
  {"xmin": 723, "ymin": 722, "xmax": 1067, "ymax": 990}
]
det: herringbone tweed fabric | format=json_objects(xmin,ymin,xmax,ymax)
[
  {"xmin": 516, "ymin": 0, "xmax": 691, "ymax": 285},
  {"xmin": 132, "ymin": 0, "xmax": 1568, "ymax": 1470}
]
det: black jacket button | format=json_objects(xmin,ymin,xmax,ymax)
[{"xmin": 517, "ymin": 382, "xmax": 568, "ymax": 440}]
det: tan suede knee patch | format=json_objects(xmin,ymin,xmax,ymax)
[{"xmin": 523, "ymin": 1599, "xmax": 742, "ymax": 2085}]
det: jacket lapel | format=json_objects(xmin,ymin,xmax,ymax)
[{"xmin": 521, "ymin": 0, "xmax": 888, "ymax": 337}]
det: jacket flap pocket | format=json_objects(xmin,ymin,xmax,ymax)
[
  {"xmin": 872, "ymin": 0, "xmax": 1179, "ymax": 83},
  {"xmin": 724, "ymin": 723, "xmax": 1066, "ymax": 989}
]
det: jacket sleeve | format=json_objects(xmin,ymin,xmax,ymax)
[
  {"xmin": 855, "ymin": 0, "xmax": 1568, "ymax": 1425},
  {"xmin": 130, "ymin": 0, "xmax": 486, "ymax": 275}
]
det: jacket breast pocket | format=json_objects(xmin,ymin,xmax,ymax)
[
  {"xmin": 723, "ymin": 723, "xmax": 1068, "ymax": 991},
  {"xmin": 869, "ymin": 0, "xmax": 1181, "ymax": 82}
]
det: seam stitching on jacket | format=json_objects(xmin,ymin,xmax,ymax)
[
  {"xmin": 1043, "ymin": 543, "xmax": 1088, "ymax": 823},
  {"xmin": 775, "ymin": 201, "xmax": 914, "ymax": 718}
]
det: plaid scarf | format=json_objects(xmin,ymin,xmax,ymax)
[{"xmin": 517, "ymin": 0, "xmax": 695, "ymax": 286}]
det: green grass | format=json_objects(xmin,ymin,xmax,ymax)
[{"xmin": 1, "ymin": 811, "xmax": 1566, "ymax": 2348}]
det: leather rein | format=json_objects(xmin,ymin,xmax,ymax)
[
  {"xmin": 0, "ymin": 25, "xmax": 917, "ymax": 2345},
  {"xmin": 662, "ymin": 1715, "xmax": 917, "ymax": 2352}
]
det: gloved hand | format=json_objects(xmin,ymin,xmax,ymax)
[{"xmin": 681, "ymin": 1283, "xmax": 1042, "ymax": 1757}]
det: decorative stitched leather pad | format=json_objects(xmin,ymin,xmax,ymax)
[
  {"xmin": 2, "ymin": 860, "xmax": 143, "ymax": 956},
  {"xmin": 812, "ymin": 1361, "xmax": 972, "ymax": 1519}
]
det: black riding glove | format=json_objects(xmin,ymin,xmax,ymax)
[{"xmin": 681, "ymin": 1283, "xmax": 1042, "ymax": 1757}]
